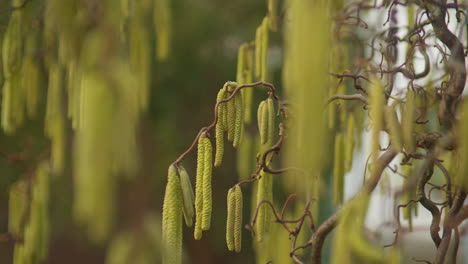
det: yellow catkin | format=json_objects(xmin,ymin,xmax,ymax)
[
  {"xmin": 227, "ymin": 92, "xmax": 236, "ymax": 142},
  {"xmin": 267, "ymin": 0, "xmax": 278, "ymax": 32},
  {"xmin": 2, "ymin": 10, "xmax": 23, "ymax": 79},
  {"xmin": 226, "ymin": 188, "xmax": 235, "ymax": 251},
  {"xmin": 261, "ymin": 17, "xmax": 269, "ymax": 81},
  {"xmin": 266, "ymin": 97, "xmax": 275, "ymax": 145},
  {"xmin": 344, "ymin": 114, "xmax": 355, "ymax": 172},
  {"xmin": 194, "ymin": 133, "xmax": 206, "ymax": 240},
  {"xmin": 233, "ymin": 91, "xmax": 244, "ymax": 148},
  {"xmin": 178, "ymin": 166, "xmax": 195, "ymax": 227},
  {"xmin": 201, "ymin": 135, "xmax": 213, "ymax": 231},
  {"xmin": 162, "ymin": 165, "xmax": 183, "ymax": 264},
  {"xmin": 258, "ymin": 100, "xmax": 269, "ymax": 145},
  {"xmin": 402, "ymin": 89, "xmax": 415, "ymax": 153},
  {"xmin": 386, "ymin": 101, "xmax": 403, "ymax": 152},
  {"xmin": 333, "ymin": 133, "xmax": 344, "ymax": 205},
  {"xmin": 233, "ymin": 185, "xmax": 243, "ymax": 253},
  {"xmin": 369, "ymin": 78, "xmax": 385, "ymax": 162},
  {"xmin": 215, "ymin": 88, "xmax": 227, "ymax": 167}
]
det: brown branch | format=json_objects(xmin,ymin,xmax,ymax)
[{"xmin": 327, "ymin": 94, "xmax": 368, "ymax": 104}]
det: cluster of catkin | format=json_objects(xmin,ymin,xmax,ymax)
[
  {"xmin": 215, "ymin": 82, "xmax": 244, "ymax": 167},
  {"xmin": 226, "ymin": 185, "xmax": 243, "ymax": 252},
  {"xmin": 9, "ymin": 164, "xmax": 50, "ymax": 264}
]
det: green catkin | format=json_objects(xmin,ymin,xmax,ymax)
[
  {"xmin": 227, "ymin": 90, "xmax": 236, "ymax": 142},
  {"xmin": 333, "ymin": 133, "xmax": 344, "ymax": 205},
  {"xmin": 266, "ymin": 97, "xmax": 275, "ymax": 145},
  {"xmin": 233, "ymin": 186, "xmax": 243, "ymax": 253},
  {"xmin": 162, "ymin": 165, "xmax": 183, "ymax": 264},
  {"xmin": 226, "ymin": 188, "xmax": 235, "ymax": 251},
  {"xmin": 257, "ymin": 100, "xmax": 266, "ymax": 143},
  {"xmin": 402, "ymin": 89, "xmax": 415, "ymax": 153},
  {"xmin": 233, "ymin": 91, "xmax": 244, "ymax": 148},
  {"xmin": 344, "ymin": 114, "xmax": 355, "ymax": 172},
  {"xmin": 386, "ymin": 101, "xmax": 403, "ymax": 152},
  {"xmin": 260, "ymin": 17, "xmax": 269, "ymax": 81},
  {"xmin": 267, "ymin": 0, "xmax": 278, "ymax": 32},
  {"xmin": 215, "ymin": 88, "xmax": 227, "ymax": 167},
  {"xmin": 201, "ymin": 135, "xmax": 213, "ymax": 231},
  {"xmin": 178, "ymin": 166, "xmax": 195, "ymax": 227},
  {"xmin": 194, "ymin": 132, "xmax": 206, "ymax": 240},
  {"xmin": 369, "ymin": 78, "xmax": 385, "ymax": 162}
]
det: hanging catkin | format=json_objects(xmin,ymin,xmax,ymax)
[
  {"xmin": 233, "ymin": 185, "xmax": 243, "ymax": 253},
  {"xmin": 233, "ymin": 90, "xmax": 244, "ymax": 148},
  {"xmin": 402, "ymin": 89, "xmax": 415, "ymax": 153},
  {"xmin": 178, "ymin": 166, "xmax": 195, "ymax": 227},
  {"xmin": 386, "ymin": 101, "xmax": 403, "ymax": 152},
  {"xmin": 215, "ymin": 88, "xmax": 227, "ymax": 167},
  {"xmin": 369, "ymin": 79, "xmax": 385, "ymax": 162},
  {"xmin": 162, "ymin": 165, "xmax": 183, "ymax": 264},
  {"xmin": 266, "ymin": 97, "xmax": 275, "ymax": 145},
  {"xmin": 227, "ymin": 87, "xmax": 236, "ymax": 142},
  {"xmin": 201, "ymin": 135, "xmax": 213, "ymax": 230},
  {"xmin": 257, "ymin": 100, "xmax": 268, "ymax": 144},
  {"xmin": 226, "ymin": 188, "xmax": 235, "ymax": 251},
  {"xmin": 194, "ymin": 132, "xmax": 206, "ymax": 240}
]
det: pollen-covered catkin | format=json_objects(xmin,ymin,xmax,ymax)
[
  {"xmin": 162, "ymin": 165, "xmax": 183, "ymax": 264},
  {"xmin": 233, "ymin": 185, "xmax": 243, "ymax": 253},
  {"xmin": 386, "ymin": 101, "xmax": 403, "ymax": 152},
  {"xmin": 258, "ymin": 100, "xmax": 268, "ymax": 145},
  {"xmin": 178, "ymin": 166, "xmax": 195, "ymax": 227},
  {"xmin": 194, "ymin": 133, "xmax": 206, "ymax": 240},
  {"xmin": 227, "ymin": 90, "xmax": 236, "ymax": 142},
  {"xmin": 226, "ymin": 188, "xmax": 235, "ymax": 251},
  {"xmin": 215, "ymin": 89, "xmax": 227, "ymax": 167},
  {"xmin": 369, "ymin": 78, "xmax": 385, "ymax": 162},
  {"xmin": 201, "ymin": 135, "xmax": 213, "ymax": 231},
  {"xmin": 402, "ymin": 89, "xmax": 415, "ymax": 153},
  {"xmin": 233, "ymin": 91, "xmax": 244, "ymax": 148},
  {"xmin": 266, "ymin": 97, "xmax": 275, "ymax": 145}
]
